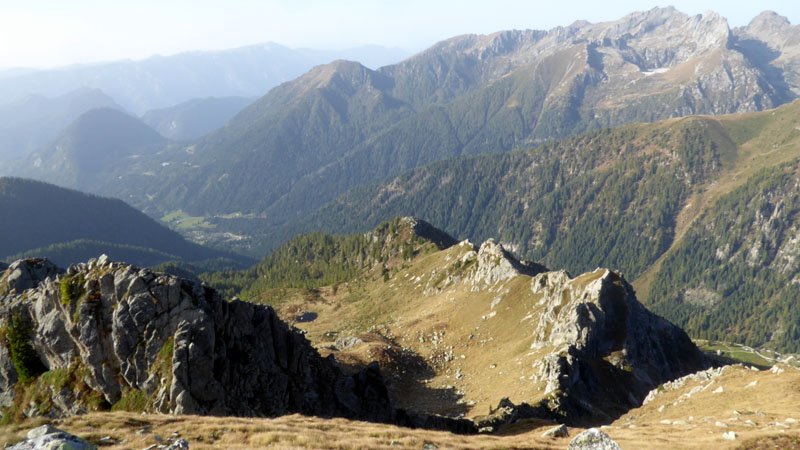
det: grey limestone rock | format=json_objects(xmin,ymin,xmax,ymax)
[
  {"xmin": 469, "ymin": 239, "xmax": 545, "ymax": 287},
  {"xmin": 0, "ymin": 256, "xmax": 400, "ymax": 424},
  {"xmin": 7, "ymin": 424, "xmax": 96, "ymax": 450},
  {"xmin": 511, "ymin": 267, "xmax": 709, "ymax": 425},
  {"xmin": 164, "ymin": 439, "xmax": 190, "ymax": 450},
  {"xmin": 541, "ymin": 423, "xmax": 569, "ymax": 438},
  {"xmin": 567, "ymin": 428, "xmax": 622, "ymax": 450},
  {"xmin": 0, "ymin": 258, "xmax": 63, "ymax": 296},
  {"xmin": 335, "ymin": 336, "xmax": 365, "ymax": 351}
]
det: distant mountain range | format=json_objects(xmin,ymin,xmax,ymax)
[
  {"xmin": 43, "ymin": 8, "xmax": 795, "ymax": 239},
  {"xmin": 141, "ymin": 96, "xmax": 256, "ymax": 140},
  {"xmin": 0, "ymin": 43, "xmax": 410, "ymax": 114},
  {"xmin": 0, "ymin": 177, "xmax": 251, "ymax": 269},
  {"xmin": 0, "ymin": 88, "xmax": 120, "ymax": 162},
  {"xmin": 5, "ymin": 108, "xmax": 166, "ymax": 191}
]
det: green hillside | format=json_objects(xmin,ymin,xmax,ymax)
[
  {"xmin": 5, "ymin": 108, "xmax": 166, "ymax": 191},
  {"xmin": 0, "ymin": 177, "xmax": 251, "ymax": 269},
  {"xmin": 267, "ymin": 101, "xmax": 800, "ymax": 352},
  {"xmin": 203, "ymin": 217, "xmax": 457, "ymax": 301}
]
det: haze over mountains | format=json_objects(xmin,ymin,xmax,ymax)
[
  {"xmin": 0, "ymin": 88, "xmax": 121, "ymax": 162},
  {"xmin": 140, "ymin": 96, "xmax": 256, "ymax": 141},
  {"xmin": 19, "ymin": 8, "xmax": 794, "ymax": 248},
  {"xmin": 0, "ymin": 43, "xmax": 410, "ymax": 114}
]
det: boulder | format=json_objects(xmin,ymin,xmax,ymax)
[
  {"xmin": 541, "ymin": 423, "xmax": 569, "ymax": 438},
  {"xmin": 7, "ymin": 424, "xmax": 96, "ymax": 450},
  {"xmin": 567, "ymin": 428, "xmax": 622, "ymax": 450},
  {"xmin": 335, "ymin": 336, "xmax": 365, "ymax": 351}
]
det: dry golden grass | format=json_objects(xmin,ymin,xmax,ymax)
[
  {"xmin": 265, "ymin": 242, "xmax": 572, "ymax": 417},
  {"xmin": 2, "ymin": 364, "xmax": 798, "ymax": 450},
  {"xmin": 0, "ymin": 412, "xmax": 566, "ymax": 449},
  {"xmin": 606, "ymin": 365, "xmax": 800, "ymax": 449}
]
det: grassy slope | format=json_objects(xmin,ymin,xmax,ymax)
[
  {"xmin": 266, "ymin": 100, "xmax": 800, "ymax": 352},
  {"xmin": 632, "ymin": 101, "xmax": 800, "ymax": 299},
  {"xmin": 239, "ymin": 234, "xmax": 606, "ymax": 418}
]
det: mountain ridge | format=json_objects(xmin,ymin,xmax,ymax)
[
  {"xmin": 72, "ymin": 8, "xmax": 800, "ymax": 240},
  {"xmin": 0, "ymin": 43, "xmax": 411, "ymax": 114}
]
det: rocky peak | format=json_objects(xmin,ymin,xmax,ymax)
[
  {"xmin": 586, "ymin": 7, "xmax": 730, "ymax": 70},
  {"xmin": 367, "ymin": 217, "xmax": 458, "ymax": 264},
  {"xmin": 400, "ymin": 217, "xmax": 458, "ymax": 250},
  {"xmin": 738, "ymin": 11, "xmax": 798, "ymax": 52},
  {"xmin": 747, "ymin": 11, "xmax": 792, "ymax": 33},
  {"xmin": 522, "ymin": 268, "xmax": 709, "ymax": 424},
  {"xmin": 470, "ymin": 239, "xmax": 546, "ymax": 287}
]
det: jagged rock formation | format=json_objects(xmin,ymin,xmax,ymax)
[
  {"xmin": 393, "ymin": 217, "xmax": 458, "ymax": 251},
  {"xmin": 0, "ymin": 258, "xmax": 63, "ymax": 296},
  {"xmin": 469, "ymin": 239, "xmax": 546, "ymax": 286},
  {"xmin": 448, "ymin": 242, "xmax": 710, "ymax": 427},
  {"xmin": 0, "ymin": 257, "xmax": 410, "ymax": 426},
  {"xmin": 523, "ymin": 268, "xmax": 709, "ymax": 423},
  {"xmin": 734, "ymin": 11, "xmax": 800, "ymax": 98},
  {"xmin": 291, "ymin": 230, "xmax": 711, "ymax": 428}
]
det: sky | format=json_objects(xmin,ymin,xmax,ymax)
[{"xmin": 1, "ymin": 0, "xmax": 799, "ymax": 69}]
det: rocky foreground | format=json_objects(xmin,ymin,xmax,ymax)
[
  {"xmin": 0, "ymin": 256, "xmax": 473, "ymax": 432},
  {"xmin": 1, "ymin": 244, "xmax": 710, "ymax": 434}
]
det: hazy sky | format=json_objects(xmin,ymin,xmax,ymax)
[{"xmin": 1, "ymin": 0, "xmax": 798, "ymax": 69}]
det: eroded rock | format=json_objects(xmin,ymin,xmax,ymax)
[
  {"xmin": 525, "ymin": 269, "xmax": 710, "ymax": 424},
  {"xmin": 0, "ymin": 258, "xmax": 400, "ymax": 424}
]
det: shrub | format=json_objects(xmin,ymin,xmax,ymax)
[{"xmin": 4, "ymin": 315, "xmax": 45, "ymax": 383}]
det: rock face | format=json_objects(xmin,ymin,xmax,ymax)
[
  {"xmin": 470, "ymin": 239, "xmax": 546, "ymax": 287},
  {"xmin": 520, "ymin": 268, "xmax": 708, "ymax": 424},
  {"xmin": 0, "ymin": 257, "xmax": 400, "ymax": 424},
  {"xmin": 0, "ymin": 258, "xmax": 63, "ymax": 295}
]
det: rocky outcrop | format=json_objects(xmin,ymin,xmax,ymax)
[
  {"xmin": 499, "ymin": 268, "xmax": 709, "ymax": 426},
  {"xmin": 401, "ymin": 217, "xmax": 458, "ymax": 250},
  {"xmin": 0, "ymin": 257, "xmax": 458, "ymax": 429},
  {"xmin": 0, "ymin": 258, "xmax": 63, "ymax": 296},
  {"xmin": 469, "ymin": 239, "xmax": 546, "ymax": 287}
]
